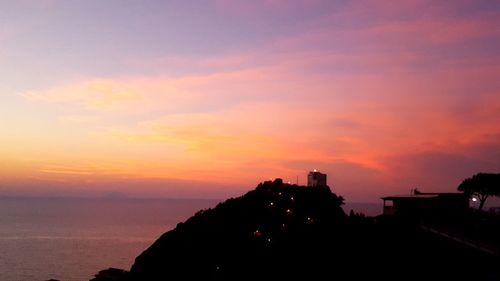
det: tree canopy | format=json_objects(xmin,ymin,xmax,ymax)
[{"xmin": 458, "ymin": 173, "xmax": 500, "ymax": 211}]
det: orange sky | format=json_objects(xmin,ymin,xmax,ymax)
[{"xmin": 1, "ymin": 1, "xmax": 499, "ymax": 201}]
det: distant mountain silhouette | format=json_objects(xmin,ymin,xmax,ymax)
[{"xmin": 92, "ymin": 179, "xmax": 499, "ymax": 281}]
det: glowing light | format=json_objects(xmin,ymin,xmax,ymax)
[
  {"xmin": 313, "ymin": 169, "xmax": 317, "ymax": 172},
  {"xmin": 472, "ymin": 198, "xmax": 478, "ymax": 202}
]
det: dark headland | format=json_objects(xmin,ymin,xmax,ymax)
[{"xmin": 91, "ymin": 179, "xmax": 500, "ymax": 281}]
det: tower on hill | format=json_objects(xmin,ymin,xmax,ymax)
[{"xmin": 307, "ymin": 169, "xmax": 327, "ymax": 187}]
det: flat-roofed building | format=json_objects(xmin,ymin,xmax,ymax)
[{"xmin": 307, "ymin": 170, "xmax": 327, "ymax": 187}]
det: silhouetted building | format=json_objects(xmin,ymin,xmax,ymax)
[
  {"xmin": 381, "ymin": 190, "xmax": 469, "ymax": 218},
  {"xmin": 307, "ymin": 170, "xmax": 327, "ymax": 187}
]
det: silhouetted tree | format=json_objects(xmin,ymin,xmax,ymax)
[{"xmin": 458, "ymin": 173, "xmax": 500, "ymax": 211}]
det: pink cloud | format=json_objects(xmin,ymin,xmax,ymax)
[
  {"xmin": 10, "ymin": 0, "xmax": 500, "ymax": 201},
  {"xmin": 214, "ymin": 0, "xmax": 323, "ymax": 17},
  {"xmin": 18, "ymin": 42, "xmax": 500, "ymax": 199}
]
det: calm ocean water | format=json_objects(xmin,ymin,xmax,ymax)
[
  {"xmin": 342, "ymin": 202, "xmax": 382, "ymax": 217},
  {"xmin": 0, "ymin": 197, "xmax": 220, "ymax": 281},
  {"xmin": 0, "ymin": 197, "xmax": 380, "ymax": 281}
]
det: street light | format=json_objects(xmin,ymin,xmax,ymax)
[{"xmin": 471, "ymin": 197, "xmax": 478, "ymax": 209}]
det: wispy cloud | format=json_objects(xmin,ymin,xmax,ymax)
[
  {"xmin": 59, "ymin": 115, "xmax": 98, "ymax": 124},
  {"xmin": 21, "ymin": 79, "xmax": 142, "ymax": 110},
  {"xmin": 5, "ymin": 0, "xmax": 500, "ymax": 200},
  {"xmin": 39, "ymin": 169, "xmax": 93, "ymax": 176}
]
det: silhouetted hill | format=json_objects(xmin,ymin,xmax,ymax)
[
  {"xmin": 92, "ymin": 180, "xmax": 500, "ymax": 281},
  {"xmin": 131, "ymin": 179, "xmax": 346, "ymax": 280}
]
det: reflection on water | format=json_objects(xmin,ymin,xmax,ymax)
[{"xmin": 0, "ymin": 197, "xmax": 219, "ymax": 281}]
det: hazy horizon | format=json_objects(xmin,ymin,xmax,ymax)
[{"xmin": 1, "ymin": 0, "xmax": 499, "ymax": 202}]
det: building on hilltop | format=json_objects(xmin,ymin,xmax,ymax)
[
  {"xmin": 381, "ymin": 189, "xmax": 469, "ymax": 218},
  {"xmin": 307, "ymin": 170, "xmax": 327, "ymax": 187}
]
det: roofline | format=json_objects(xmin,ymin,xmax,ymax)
[
  {"xmin": 381, "ymin": 195, "xmax": 439, "ymax": 200},
  {"xmin": 381, "ymin": 192, "xmax": 466, "ymax": 200},
  {"xmin": 417, "ymin": 192, "xmax": 464, "ymax": 195}
]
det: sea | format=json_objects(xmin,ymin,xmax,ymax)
[{"xmin": 0, "ymin": 197, "xmax": 380, "ymax": 281}]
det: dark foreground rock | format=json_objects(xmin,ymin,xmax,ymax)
[
  {"xmin": 90, "ymin": 268, "xmax": 129, "ymax": 281},
  {"xmin": 93, "ymin": 180, "xmax": 500, "ymax": 280}
]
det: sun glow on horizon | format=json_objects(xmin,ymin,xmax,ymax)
[{"xmin": 0, "ymin": 0, "xmax": 499, "ymax": 201}]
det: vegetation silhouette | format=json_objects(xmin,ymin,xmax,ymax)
[
  {"xmin": 92, "ymin": 179, "xmax": 500, "ymax": 281},
  {"xmin": 458, "ymin": 173, "xmax": 500, "ymax": 211}
]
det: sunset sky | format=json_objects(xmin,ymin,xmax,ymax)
[{"xmin": 1, "ymin": 0, "xmax": 499, "ymax": 201}]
